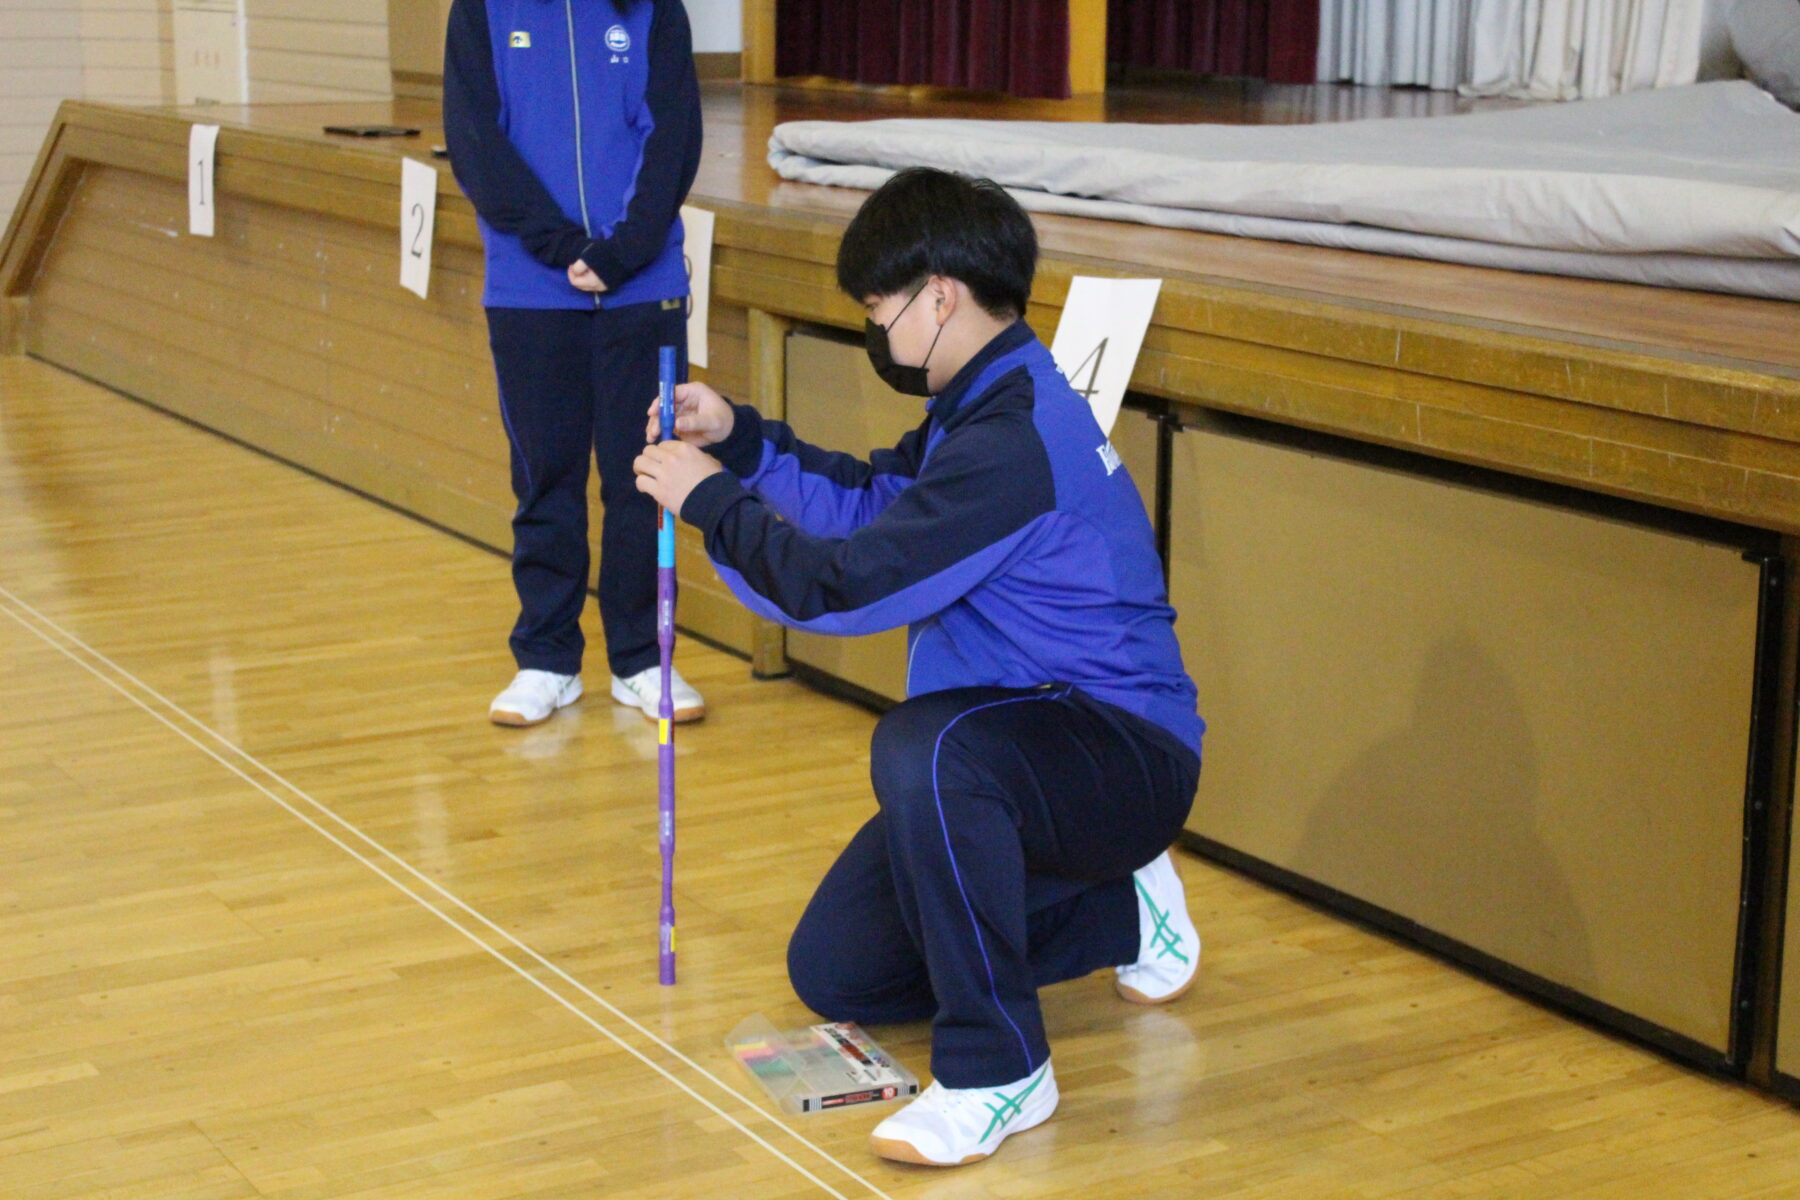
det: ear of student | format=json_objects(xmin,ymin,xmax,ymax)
[{"xmin": 930, "ymin": 276, "xmax": 957, "ymax": 320}]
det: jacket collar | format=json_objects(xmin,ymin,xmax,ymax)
[{"xmin": 926, "ymin": 319, "xmax": 1035, "ymax": 428}]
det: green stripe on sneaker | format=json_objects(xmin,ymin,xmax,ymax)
[
  {"xmin": 979, "ymin": 1065, "xmax": 1048, "ymax": 1142},
  {"xmin": 1134, "ymin": 877, "xmax": 1190, "ymax": 965}
]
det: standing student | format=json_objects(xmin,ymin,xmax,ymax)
[
  {"xmin": 444, "ymin": 0, "xmax": 707, "ymax": 727},
  {"xmin": 634, "ymin": 168, "xmax": 1205, "ymax": 1167}
]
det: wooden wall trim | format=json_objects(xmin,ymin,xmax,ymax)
[
  {"xmin": 694, "ymin": 53, "xmax": 742, "ymax": 82},
  {"xmin": 391, "ymin": 69, "xmax": 443, "ymax": 101},
  {"xmin": 743, "ymin": 0, "xmax": 777, "ymax": 85},
  {"xmin": 1068, "ymin": 0, "xmax": 1108, "ymax": 95},
  {"xmin": 1, "ymin": 103, "xmax": 83, "ymax": 301},
  {"xmin": 0, "ymin": 296, "xmax": 25, "ymax": 356},
  {"xmin": 390, "ymin": 55, "xmax": 740, "ymax": 104}
]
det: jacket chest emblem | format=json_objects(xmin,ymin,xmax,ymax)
[{"xmin": 509, "ymin": 31, "xmax": 530, "ymax": 48}]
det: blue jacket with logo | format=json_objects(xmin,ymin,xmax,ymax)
[
  {"xmin": 681, "ymin": 322, "xmax": 1205, "ymax": 759},
  {"xmin": 443, "ymin": 0, "xmax": 699, "ymax": 309}
]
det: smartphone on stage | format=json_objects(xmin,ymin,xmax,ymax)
[{"xmin": 322, "ymin": 125, "xmax": 420, "ymax": 138}]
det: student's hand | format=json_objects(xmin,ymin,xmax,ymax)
[
  {"xmin": 568, "ymin": 261, "xmax": 607, "ymax": 293},
  {"xmin": 634, "ymin": 440, "xmax": 724, "ymax": 519},
  {"xmin": 644, "ymin": 382, "xmax": 735, "ymax": 447}
]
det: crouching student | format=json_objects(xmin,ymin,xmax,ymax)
[{"xmin": 633, "ymin": 167, "xmax": 1203, "ymax": 1167}]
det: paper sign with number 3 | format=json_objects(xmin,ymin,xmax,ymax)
[
  {"xmin": 399, "ymin": 157, "xmax": 438, "ymax": 300},
  {"xmin": 1049, "ymin": 277, "xmax": 1162, "ymax": 438}
]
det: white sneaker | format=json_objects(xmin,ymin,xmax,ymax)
[
  {"xmin": 610, "ymin": 664, "xmax": 706, "ymax": 723},
  {"xmin": 870, "ymin": 1061, "xmax": 1057, "ymax": 1167},
  {"xmin": 1115, "ymin": 850, "xmax": 1201, "ymax": 1005},
  {"xmin": 489, "ymin": 669, "xmax": 582, "ymax": 727}
]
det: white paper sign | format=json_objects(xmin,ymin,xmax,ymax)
[
  {"xmin": 680, "ymin": 204, "xmax": 715, "ymax": 369},
  {"xmin": 1049, "ymin": 276, "xmax": 1163, "ymax": 437},
  {"xmin": 188, "ymin": 123, "xmax": 220, "ymax": 237},
  {"xmin": 399, "ymin": 157, "xmax": 439, "ymax": 300}
]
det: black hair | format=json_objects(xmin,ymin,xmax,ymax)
[{"xmin": 836, "ymin": 168, "xmax": 1037, "ymax": 320}]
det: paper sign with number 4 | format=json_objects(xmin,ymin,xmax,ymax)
[{"xmin": 1049, "ymin": 277, "xmax": 1162, "ymax": 438}]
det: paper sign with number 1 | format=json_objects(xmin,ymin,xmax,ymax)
[
  {"xmin": 399, "ymin": 157, "xmax": 439, "ymax": 300},
  {"xmin": 188, "ymin": 124, "xmax": 220, "ymax": 238},
  {"xmin": 1049, "ymin": 276, "xmax": 1162, "ymax": 438}
]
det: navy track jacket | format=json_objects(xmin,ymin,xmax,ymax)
[
  {"xmin": 682, "ymin": 322, "xmax": 1206, "ymax": 758},
  {"xmin": 443, "ymin": 0, "xmax": 700, "ymax": 309}
]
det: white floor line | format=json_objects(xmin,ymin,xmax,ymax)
[{"xmin": 0, "ymin": 584, "xmax": 896, "ymax": 1200}]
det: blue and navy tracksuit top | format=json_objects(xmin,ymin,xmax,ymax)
[
  {"xmin": 682, "ymin": 321, "xmax": 1206, "ymax": 760},
  {"xmin": 442, "ymin": 0, "xmax": 700, "ymax": 309}
]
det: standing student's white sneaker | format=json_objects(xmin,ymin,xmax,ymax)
[
  {"xmin": 610, "ymin": 664, "xmax": 705, "ymax": 723},
  {"xmin": 870, "ymin": 1061, "xmax": 1058, "ymax": 1167},
  {"xmin": 1115, "ymin": 850, "xmax": 1201, "ymax": 1004},
  {"xmin": 489, "ymin": 669, "xmax": 582, "ymax": 727}
]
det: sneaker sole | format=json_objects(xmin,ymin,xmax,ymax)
[
  {"xmin": 869, "ymin": 1137, "xmax": 990, "ymax": 1167},
  {"xmin": 1114, "ymin": 970, "xmax": 1197, "ymax": 1006},
  {"xmin": 610, "ymin": 681, "xmax": 706, "ymax": 724},
  {"xmin": 489, "ymin": 685, "xmax": 582, "ymax": 728},
  {"xmin": 869, "ymin": 1095, "xmax": 1055, "ymax": 1167}
]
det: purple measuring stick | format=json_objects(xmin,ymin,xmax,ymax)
[{"xmin": 657, "ymin": 345, "xmax": 678, "ymax": 986}]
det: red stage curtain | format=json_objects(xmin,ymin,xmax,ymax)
[
  {"xmin": 775, "ymin": 0, "xmax": 1072, "ymax": 99},
  {"xmin": 1106, "ymin": 0, "xmax": 1320, "ymax": 84}
]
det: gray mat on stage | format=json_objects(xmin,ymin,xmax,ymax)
[{"xmin": 768, "ymin": 81, "xmax": 1800, "ymax": 301}]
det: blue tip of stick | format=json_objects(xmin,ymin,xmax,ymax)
[{"xmin": 658, "ymin": 345, "xmax": 677, "ymax": 442}]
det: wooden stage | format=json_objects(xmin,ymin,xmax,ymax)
[
  {"xmin": 2, "ymin": 79, "xmax": 1800, "ymax": 1197},
  {"xmin": 5, "ymin": 84, "xmax": 1798, "ymax": 522}
]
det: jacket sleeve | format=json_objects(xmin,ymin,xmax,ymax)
[
  {"xmin": 679, "ymin": 413, "xmax": 1057, "ymax": 636},
  {"xmin": 442, "ymin": 0, "xmax": 591, "ymax": 269},
  {"xmin": 576, "ymin": 0, "xmax": 703, "ymax": 290},
  {"xmin": 704, "ymin": 402, "xmax": 929, "ymax": 539}
]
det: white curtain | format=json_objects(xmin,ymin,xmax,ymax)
[
  {"xmin": 1462, "ymin": 0, "xmax": 1707, "ymax": 99},
  {"xmin": 1317, "ymin": 0, "xmax": 1470, "ymax": 89},
  {"xmin": 1316, "ymin": 0, "xmax": 1716, "ymax": 97}
]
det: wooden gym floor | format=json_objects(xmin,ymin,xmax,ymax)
[{"xmin": 4, "ymin": 354, "xmax": 1800, "ymax": 1199}]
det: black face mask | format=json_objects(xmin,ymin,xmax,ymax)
[{"xmin": 864, "ymin": 284, "xmax": 946, "ymax": 397}]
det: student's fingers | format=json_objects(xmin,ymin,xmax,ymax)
[
  {"xmin": 649, "ymin": 390, "xmax": 699, "ymax": 420},
  {"xmin": 633, "ymin": 447, "xmax": 683, "ymax": 507},
  {"xmin": 646, "ymin": 392, "xmax": 687, "ymax": 442},
  {"xmin": 567, "ymin": 261, "xmax": 607, "ymax": 294},
  {"xmin": 634, "ymin": 441, "xmax": 683, "ymax": 471},
  {"xmin": 673, "ymin": 382, "xmax": 718, "ymax": 415}
]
